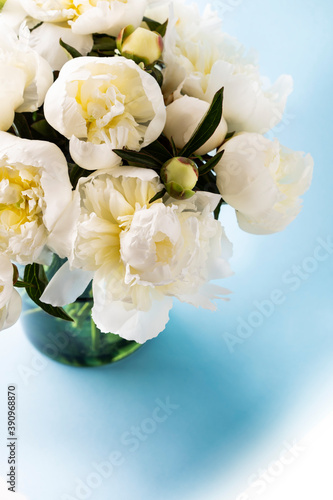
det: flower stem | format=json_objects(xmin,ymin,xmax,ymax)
[
  {"xmin": 76, "ymin": 302, "xmax": 90, "ymax": 317},
  {"xmin": 91, "ymin": 318, "xmax": 98, "ymax": 352}
]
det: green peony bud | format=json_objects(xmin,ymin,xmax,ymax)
[
  {"xmin": 160, "ymin": 157, "xmax": 199, "ymax": 200},
  {"xmin": 117, "ymin": 26, "xmax": 163, "ymax": 66}
]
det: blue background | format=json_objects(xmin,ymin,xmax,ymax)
[{"xmin": 0, "ymin": 1, "xmax": 333, "ymax": 499}]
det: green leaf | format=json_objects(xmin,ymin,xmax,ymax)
[
  {"xmin": 199, "ymin": 150, "xmax": 224, "ymax": 176},
  {"xmin": 179, "ymin": 87, "xmax": 224, "ymax": 158},
  {"xmin": 14, "ymin": 280, "xmax": 34, "ymax": 289},
  {"xmin": 24, "ymin": 264, "xmax": 74, "ymax": 322},
  {"xmin": 214, "ymin": 199, "xmax": 223, "ymax": 221},
  {"xmin": 196, "ymin": 170, "xmax": 220, "ymax": 195},
  {"xmin": 156, "ymin": 19, "xmax": 168, "ymax": 37},
  {"xmin": 143, "ymin": 139, "xmax": 173, "ymax": 163},
  {"xmin": 147, "ymin": 66, "xmax": 164, "ymax": 87},
  {"xmin": 224, "ymin": 131, "xmax": 236, "ymax": 142},
  {"xmin": 142, "ymin": 16, "xmax": 162, "ymax": 32},
  {"xmin": 12, "ymin": 113, "xmax": 32, "ymax": 139},
  {"xmin": 31, "ymin": 119, "xmax": 58, "ymax": 139},
  {"xmin": 113, "ymin": 149, "xmax": 162, "ymax": 169},
  {"xmin": 149, "ymin": 189, "xmax": 166, "ymax": 204},
  {"xmin": 91, "ymin": 36, "xmax": 116, "ymax": 52},
  {"xmin": 88, "ymin": 35, "xmax": 117, "ymax": 57},
  {"xmin": 59, "ymin": 39, "xmax": 83, "ymax": 59},
  {"xmin": 170, "ymin": 137, "xmax": 178, "ymax": 157},
  {"xmin": 68, "ymin": 163, "xmax": 91, "ymax": 189}
]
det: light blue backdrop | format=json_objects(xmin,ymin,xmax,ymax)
[{"xmin": 0, "ymin": 1, "xmax": 332, "ymax": 499}]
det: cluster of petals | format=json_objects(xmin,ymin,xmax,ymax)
[{"xmin": 41, "ymin": 167, "xmax": 233, "ymax": 342}]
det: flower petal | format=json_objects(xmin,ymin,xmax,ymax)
[
  {"xmin": 41, "ymin": 261, "xmax": 93, "ymax": 307},
  {"xmin": 92, "ymin": 277, "xmax": 173, "ymax": 343},
  {"xmin": 0, "ymin": 290, "xmax": 22, "ymax": 330},
  {"xmin": 69, "ymin": 136, "xmax": 122, "ymax": 171},
  {"xmin": 28, "ymin": 22, "xmax": 93, "ymax": 71}
]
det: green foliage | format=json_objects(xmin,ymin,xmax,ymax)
[
  {"xmin": 24, "ymin": 264, "xmax": 73, "ymax": 322},
  {"xmin": 68, "ymin": 163, "xmax": 91, "ymax": 189},
  {"xmin": 180, "ymin": 87, "xmax": 224, "ymax": 158},
  {"xmin": 59, "ymin": 39, "xmax": 83, "ymax": 59},
  {"xmin": 198, "ymin": 150, "xmax": 224, "ymax": 176},
  {"xmin": 149, "ymin": 189, "xmax": 166, "ymax": 204},
  {"xmin": 88, "ymin": 34, "xmax": 117, "ymax": 57},
  {"xmin": 12, "ymin": 114, "xmax": 32, "ymax": 140},
  {"xmin": 113, "ymin": 149, "xmax": 163, "ymax": 169}
]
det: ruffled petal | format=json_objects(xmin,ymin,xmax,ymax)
[{"xmin": 92, "ymin": 276, "xmax": 173, "ymax": 343}]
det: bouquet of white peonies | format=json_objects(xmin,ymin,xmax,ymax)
[{"xmin": 0, "ymin": 0, "xmax": 313, "ymax": 343}]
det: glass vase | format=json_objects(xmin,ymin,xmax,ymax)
[{"xmin": 20, "ymin": 258, "xmax": 142, "ymax": 367}]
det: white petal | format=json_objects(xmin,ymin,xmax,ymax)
[
  {"xmin": 0, "ymin": 0, "xmax": 28, "ymax": 32},
  {"xmin": 47, "ymin": 189, "xmax": 80, "ymax": 260},
  {"xmin": 69, "ymin": 136, "xmax": 122, "ymax": 170},
  {"xmin": 0, "ymin": 132, "xmax": 72, "ymax": 231},
  {"xmin": 28, "ymin": 22, "xmax": 93, "ymax": 71},
  {"xmin": 44, "ymin": 77, "xmax": 87, "ymax": 138},
  {"xmin": 107, "ymin": 165, "xmax": 161, "ymax": 183},
  {"xmin": 166, "ymin": 191, "xmax": 222, "ymax": 213},
  {"xmin": 41, "ymin": 261, "xmax": 93, "ymax": 306},
  {"xmin": 1, "ymin": 289, "xmax": 21, "ymax": 331},
  {"xmin": 0, "ymin": 255, "xmax": 14, "ymax": 309},
  {"xmin": 70, "ymin": 0, "xmax": 147, "ymax": 37},
  {"xmin": 0, "ymin": 64, "xmax": 26, "ymax": 130},
  {"xmin": 17, "ymin": 52, "xmax": 53, "ymax": 112},
  {"xmin": 19, "ymin": 0, "xmax": 67, "ymax": 22},
  {"xmin": 92, "ymin": 278, "xmax": 173, "ymax": 343},
  {"xmin": 176, "ymin": 283, "xmax": 231, "ymax": 311}
]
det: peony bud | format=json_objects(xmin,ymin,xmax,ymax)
[
  {"xmin": 161, "ymin": 157, "xmax": 199, "ymax": 200},
  {"xmin": 117, "ymin": 26, "xmax": 163, "ymax": 66},
  {"xmin": 164, "ymin": 95, "xmax": 228, "ymax": 155}
]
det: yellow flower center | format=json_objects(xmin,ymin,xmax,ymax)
[
  {"xmin": 0, "ymin": 166, "xmax": 43, "ymax": 235},
  {"xmin": 155, "ymin": 236, "xmax": 174, "ymax": 264},
  {"xmin": 61, "ymin": 0, "xmax": 128, "ymax": 19},
  {"xmin": 69, "ymin": 62, "xmax": 154, "ymax": 150}
]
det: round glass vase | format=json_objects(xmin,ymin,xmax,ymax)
[{"xmin": 20, "ymin": 259, "xmax": 142, "ymax": 367}]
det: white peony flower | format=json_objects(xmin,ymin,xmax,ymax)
[
  {"xmin": 155, "ymin": 2, "xmax": 293, "ymax": 134},
  {"xmin": 0, "ymin": 255, "xmax": 22, "ymax": 331},
  {"xmin": 0, "ymin": 20, "xmax": 53, "ymax": 131},
  {"xmin": 41, "ymin": 167, "xmax": 233, "ymax": 343},
  {"xmin": 44, "ymin": 56, "xmax": 166, "ymax": 170},
  {"xmin": 164, "ymin": 95, "xmax": 228, "ymax": 155},
  {"xmin": 0, "ymin": 132, "xmax": 73, "ymax": 264},
  {"xmin": 0, "ymin": 0, "xmax": 94, "ymax": 71},
  {"xmin": 214, "ymin": 133, "xmax": 314, "ymax": 234},
  {"xmin": 19, "ymin": 0, "xmax": 147, "ymax": 36}
]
